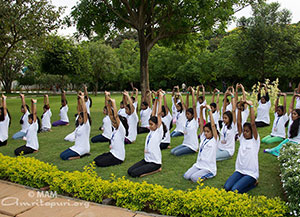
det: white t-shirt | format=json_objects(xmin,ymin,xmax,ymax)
[
  {"xmin": 0, "ymin": 114, "xmax": 10, "ymax": 142},
  {"xmin": 182, "ymin": 118, "xmax": 199, "ymax": 151},
  {"xmin": 172, "ymin": 97, "xmax": 179, "ymax": 120},
  {"xmin": 288, "ymin": 114, "xmax": 300, "ymax": 144},
  {"xmin": 86, "ymin": 98, "xmax": 91, "ymax": 114},
  {"xmin": 174, "ymin": 111, "xmax": 186, "ymax": 133},
  {"xmin": 255, "ymin": 100, "xmax": 271, "ymax": 124},
  {"xmin": 236, "ymin": 134, "xmax": 260, "ymax": 180},
  {"xmin": 25, "ymin": 121, "xmax": 39, "ymax": 150},
  {"xmin": 21, "ymin": 110, "xmax": 30, "ymax": 133},
  {"xmin": 194, "ymin": 133, "xmax": 217, "ymax": 176},
  {"xmin": 118, "ymin": 108, "xmax": 127, "ymax": 118},
  {"xmin": 235, "ymin": 107, "xmax": 250, "ymax": 126},
  {"xmin": 161, "ymin": 112, "xmax": 172, "ymax": 143},
  {"xmin": 207, "ymin": 111, "xmax": 220, "ymax": 132},
  {"xmin": 144, "ymin": 125, "xmax": 163, "ymax": 164},
  {"xmin": 102, "ymin": 115, "xmax": 112, "ymax": 139},
  {"xmin": 220, "ymin": 103, "xmax": 232, "ymax": 120},
  {"xmin": 42, "ymin": 109, "xmax": 52, "ymax": 129},
  {"xmin": 60, "ymin": 105, "xmax": 69, "ymax": 122},
  {"xmin": 70, "ymin": 121, "xmax": 90, "ymax": 155},
  {"xmin": 126, "ymin": 111, "xmax": 138, "ymax": 142},
  {"xmin": 196, "ymin": 100, "xmax": 206, "ymax": 120},
  {"xmin": 110, "ymin": 122, "xmax": 126, "ymax": 161},
  {"xmin": 218, "ymin": 123, "xmax": 236, "ymax": 156},
  {"xmin": 133, "ymin": 101, "xmax": 138, "ymax": 110},
  {"xmin": 270, "ymin": 113, "xmax": 288, "ymax": 138},
  {"xmin": 296, "ymin": 97, "xmax": 300, "ymax": 109},
  {"xmin": 140, "ymin": 107, "xmax": 152, "ymax": 128}
]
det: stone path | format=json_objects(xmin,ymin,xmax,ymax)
[{"xmin": 0, "ymin": 180, "xmax": 168, "ymax": 217}]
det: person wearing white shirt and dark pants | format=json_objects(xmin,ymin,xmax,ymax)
[
  {"xmin": 224, "ymin": 100, "xmax": 259, "ymax": 193},
  {"xmin": 128, "ymin": 91, "xmax": 166, "ymax": 177},
  {"xmin": 171, "ymin": 87, "xmax": 198, "ymax": 156},
  {"xmin": 15, "ymin": 99, "xmax": 40, "ymax": 156},
  {"xmin": 137, "ymin": 90, "xmax": 152, "ymax": 134},
  {"xmin": 123, "ymin": 91, "xmax": 138, "ymax": 144},
  {"xmin": 12, "ymin": 94, "xmax": 30, "ymax": 140},
  {"xmin": 91, "ymin": 106, "xmax": 112, "ymax": 143},
  {"xmin": 94, "ymin": 92, "xmax": 129, "ymax": 167},
  {"xmin": 52, "ymin": 90, "xmax": 69, "ymax": 127},
  {"xmin": 255, "ymin": 84, "xmax": 271, "ymax": 127},
  {"xmin": 184, "ymin": 104, "xmax": 218, "ymax": 182},
  {"xmin": 0, "ymin": 94, "xmax": 10, "ymax": 146},
  {"xmin": 41, "ymin": 95, "xmax": 52, "ymax": 132},
  {"xmin": 60, "ymin": 94, "xmax": 91, "ymax": 160}
]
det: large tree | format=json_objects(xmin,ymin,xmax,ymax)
[
  {"xmin": 71, "ymin": 0, "xmax": 258, "ymax": 96},
  {"xmin": 0, "ymin": 0, "xmax": 62, "ymax": 92}
]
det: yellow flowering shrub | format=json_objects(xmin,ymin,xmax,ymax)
[{"xmin": 0, "ymin": 153, "xmax": 288, "ymax": 216}]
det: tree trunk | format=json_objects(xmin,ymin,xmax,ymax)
[
  {"xmin": 94, "ymin": 81, "xmax": 98, "ymax": 96},
  {"xmin": 138, "ymin": 31, "xmax": 150, "ymax": 99},
  {"xmin": 3, "ymin": 80, "xmax": 12, "ymax": 94}
]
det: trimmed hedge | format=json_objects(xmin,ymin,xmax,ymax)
[
  {"xmin": 0, "ymin": 153, "xmax": 288, "ymax": 216},
  {"xmin": 279, "ymin": 142, "xmax": 300, "ymax": 216}
]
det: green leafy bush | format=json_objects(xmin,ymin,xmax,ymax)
[
  {"xmin": 0, "ymin": 153, "xmax": 288, "ymax": 216},
  {"xmin": 279, "ymin": 142, "xmax": 300, "ymax": 216}
]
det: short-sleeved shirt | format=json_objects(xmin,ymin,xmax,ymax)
[
  {"xmin": 174, "ymin": 111, "xmax": 186, "ymax": 133},
  {"xmin": 144, "ymin": 125, "xmax": 163, "ymax": 164},
  {"xmin": 0, "ymin": 114, "xmax": 10, "ymax": 142},
  {"xmin": 102, "ymin": 115, "xmax": 112, "ymax": 139},
  {"xmin": 70, "ymin": 121, "xmax": 90, "ymax": 156},
  {"xmin": 207, "ymin": 111, "xmax": 220, "ymax": 132},
  {"xmin": 25, "ymin": 121, "xmax": 39, "ymax": 150},
  {"xmin": 21, "ymin": 110, "xmax": 30, "ymax": 133},
  {"xmin": 218, "ymin": 123, "xmax": 236, "ymax": 156},
  {"xmin": 85, "ymin": 98, "xmax": 91, "ymax": 114},
  {"xmin": 288, "ymin": 114, "xmax": 300, "ymax": 144},
  {"xmin": 126, "ymin": 111, "xmax": 138, "ymax": 142},
  {"xmin": 236, "ymin": 134, "xmax": 260, "ymax": 180},
  {"xmin": 161, "ymin": 112, "xmax": 172, "ymax": 143},
  {"xmin": 182, "ymin": 118, "xmax": 199, "ymax": 151},
  {"xmin": 118, "ymin": 108, "xmax": 127, "ymax": 118},
  {"xmin": 270, "ymin": 113, "xmax": 288, "ymax": 138},
  {"xmin": 42, "ymin": 109, "xmax": 52, "ymax": 129},
  {"xmin": 255, "ymin": 100, "xmax": 271, "ymax": 124},
  {"xmin": 220, "ymin": 103, "xmax": 232, "ymax": 120},
  {"xmin": 194, "ymin": 133, "xmax": 217, "ymax": 176},
  {"xmin": 110, "ymin": 122, "xmax": 126, "ymax": 161},
  {"xmin": 140, "ymin": 107, "xmax": 152, "ymax": 128},
  {"xmin": 196, "ymin": 100, "xmax": 206, "ymax": 120},
  {"xmin": 60, "ymin": 105, "xmax": 69, "ymax": 122}
]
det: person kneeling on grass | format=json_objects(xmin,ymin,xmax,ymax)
[
  {"xmin": 12, "ymin": 94, "xmax": 30, "ymax": 140},
  {"xmin": 60, "ymin": 94, "xmax": 91, "ymax": 160},
  {"xmin": 184, "ymin": 104, "xmax": 218, "ymax": 182},
  {"xmin": 15, "ymin": 99, "xmax": 41, "ymax": 156},
  {"xmin": 52, "ymin": 90, "xmax": 69, "ymax": 127},
  {"xmin": 93, "ymin": 92, "xmax": 129, "ymax": 167},
  {"xmin": 128, "ymin": 91, "xmax": 167, "ymax": 177},
  {"xmin": 40, "ymin": 95, "xmax": 52, "ymax": 132},
  {"xmin": 224, "ymin": 100, "xmax": 259, "ymax": 194},
  {"xmin": 0, "ymin": 94, "xmax": 11, "ymax": 147}
]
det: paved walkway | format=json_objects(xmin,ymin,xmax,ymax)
[{"xmin": 0, "ymin": 180, "xmax": 167, "ymax": 217}]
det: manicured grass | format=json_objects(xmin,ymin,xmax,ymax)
[{"xmin": 0, "ymin": 93, "xmax": 288, "ymax": 199}]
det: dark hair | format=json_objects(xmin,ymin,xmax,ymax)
[
  {"xmin": 119, "ymin": 115, "xmax": 129, "ymax": 137},
  {"xmin": 21, "ymin": 104, "xmax": 30, "ymax": 113},
  {"xmin": 290, "ymin": 109, "xmax": 300, "ymax": 138},
  {"xmin": 28, "ymin": 114, "xmax": 42, "ymax": 133},
  {"xmin": 126, "ymin": 104, "xmax": 132, "ymax": 113},
  {"xmin": 0, "ymin": 107, "xmax": 11, "ymax": 127},
  {"xmin": 149, "ymin": 116, "xmax": 167, "ymax": 139},
  {"xmin": 198, "ymin": 96, "xmax": 204, "ymax": 101},
  {"xmin": 131, "ymin": 96, "xmax": 135, "ymax": 101},
  {"xmin": 210, "ymin": 103, "xmax": 217, "ymax": 109},
  {"xmin": 60, "ymin": 100, "xmax": 67, "ymax": 110},
  {"xmin": 204, "ymin": 122, "xmax": 219, "ymax": 137},
  {"xmin": 187, "ymin": 108, "xmax": 194, "ymax": 117},
  {"xmin": 223, "ymin": 98, "xmax": 230, "ymax": 104},
  {"xmin": 78, "ymin": 112, "xmax": 92, "ymax": 126},
  {"xmin": 243, "ymin": 122, "xmax": 253, "ymax": 137},
  {"xmin": 223, "ymin": 111, "xmax": 233, "ymax": 129},
  {"xmin": 142, "ymin": 101, "xmax": 149, "ymax": 107},
  {"xmin": 177, "ymin": 102, "xmax": 183, "ymax": 113},
  {"xmin": 120, "ymin": 101, "xmax": 124, "ymax": 105},
  {"xmin": 277, "ymin": 106, "xmax": 284, "ymax": 115}
]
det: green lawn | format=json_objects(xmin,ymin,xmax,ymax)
[{"xmin": 0, "ymin": 93, "xmax": 288, "ymax": 199}]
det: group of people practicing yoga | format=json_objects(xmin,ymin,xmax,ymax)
[{"xmin": 1, "ymin": 82, "xmax": 300, "ymax": 194}]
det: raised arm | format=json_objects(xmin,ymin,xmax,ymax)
[
  {"xmin": 185, "ymin": 88, "xmax": 190, "ymax": 109},
  {"xmin": 216, "ymin": 89, "xmax": 220, "ymax": 112},
  {"xmin": 222, "ymin": 90, "xmax": 229, "ymax": 115},
  {"xmin": 289, "ymin": 91, "xmax": 297, "ymax": 115},
  {"xmin": 61, "ymin": 90, "xmax": 67, "ymax": 104},
  {"xmin": 282, "ymin": 93, "xmax": 287, "ymax": 114},
  {"xmin": 237, "ymin": 102, "xmax": 243, "ymax": 136},
  {"xmin": 2, "ymin": 94, "xmax": 7, "ymax": 117},
  {"xmin": 20, "ymin": 93, "xmax": 27, "ymax": 112},
  {"xmin": 156, "ymin": 92, "xmax": 163, "ymax": 128},
  {"xmin": 124, "ymin": 91, "xmax": 134, "ymax": 115},
  {"xmin": 31, "ymin": 99, "xmax": 37, "ymax": 122},
  {"xmin": 145, "ymin": 90, "xmax": 152, "ymax": 108},
  {"xmin": 206, "ymin": 105, "xmax": 218, "ymax": 140},
  {"xmin": 196, "ymin": 85, "xmax": 200, "ymax": 101},
  {"xmin": 79, "ymin": 94, "xmax": 88, "ymax": 124},
  {"xmin": 230, "ymin": 90, "xmax": 236, "ymax": 124},
  {"xmin": 235, "ymin": 83, "xmax": 239, "ymax": 104},
  {"xmin": 84, "ymin": 85, "xmax": 89, "ymax": 99},
  {"xmin": 151, "ymin": 91, "xmax": 158, "ymax": 116},
  {"xmin": 211, "ymin": 88, "xmax": 216, "ymax": 103},
  {"xmin": 163, "ymin": 90, "xmax": 169, "ymax": 115},
  {"xmin": 201, "ymin": 85, "xmax": 205, "ymax": 102},
  {"xmin": 44, "ymin": 95, "xmax": 49, "ymax": 106},
  {"xmin": 191, "ymin": 87, "xmax": 197, "ymax": 120},
  {"xmin": 134, "ymin": 88, "xmax": 138, "ymax": 103},
  {"xmin": 246, "ymin": 100, "xmax": 258, "ymax": 140},
  {"xmin": 275, "ymin": 93, "xmax": 280, "ymax": 113},
  {"xmin": 199, "ymin": 105, "xmax": 205, "ymax": 134},
  {"xmin": 264, "ymin": 84, "xmax": 269, "ymax": 102}
]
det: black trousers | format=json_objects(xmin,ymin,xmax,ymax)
[
  {"xmin": 0, "ymin": 140, "xmax": 7, "ymax": 147},
  {"xmin": 94, "ymin": 152, "xmax": 123, "ymax": 167},
  {"xmin": 137, "ymin": 126, "xmax": 150, "ymax": 134},
  {"xmin": 255, "ymin": 121, "xmax": 270, "ymax": 128},
  {"xmin": 160, "ymin": 142, "xmax": 170, "ymax": 150},
  {"xmin": 15, "ymin": 145, "xmax": 35, "ymax": 156},
  {"xmin": 128, "ymin": 159, "xmax": 161, "ymax": 177}
]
